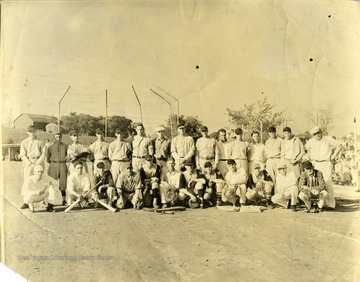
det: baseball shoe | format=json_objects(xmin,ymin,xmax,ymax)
[
  {"xmin": 162, "ymin": 204, "xmax": 168, "ymax": 208},
  {"xmin": 46, "ymin": 204, "xmax": 55, "ymax": 213},
  {"xmin": 28, "ymin": 204, "xmax": 35, "ymax": 213},
  {"xmin": 21, "ymin": 203, "xmax": 29, "ymax": 209},
  {"xmin": 62, "ymin": 200, "xmax": 67, "ymax": 206},
  {"xmin": 290, "ymin": 205, "xmax": 298, "ymax": 212},
  {"xmin": 216, "ymin": 200, "xmax": 222, "ymax": 207}
]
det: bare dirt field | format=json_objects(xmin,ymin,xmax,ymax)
[{"xmin": 1, "ymin": 162, "xmax": 360, "ymax": 282}]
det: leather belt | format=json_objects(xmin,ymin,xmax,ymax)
[
  {"xmin": 133, "ymin": 156, "xmax": 146, "ymax": 159},
  {"xmin": 156, "ymin": 157, "xmax": 167, "ymax": 161},
  {"xmin": 51, "ymin": 161, "xmax": 66, "ymax": 163},
  {"xmin": 200, "ymin": 156, "xmax": 215, "ymax": 160},
  {"xmin": 113, "ymin": 159, "xmax": 129, "ymax": 162},
  {"xmin": 219, "ymin": 159, "xmax": 228, "ymax": 161},
  {"xmin": 268, "ymin": 157, "xmax": 280, "ymax": 159},
  {"xmin": 312, "ymin": 160, "xmax": 329, "ymax": 162}
]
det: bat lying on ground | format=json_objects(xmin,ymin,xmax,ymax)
[{"xmin": 143, "ymin": 206, "xmax": 186, "ymax": 214}]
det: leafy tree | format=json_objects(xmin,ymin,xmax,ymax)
[
  {"xmin": 308, "ymin": 110, "xmax": 334, "ymax": 136},
  {"xmin": 61, "ymin": 113, "xmax": 132, "ymax": 136},
  {"xmin": 163, "ymin": 115, "xmax": 204, "ymax": 140},
  {"xmin": 107, "ymin": 116, "xmax": 133, "ymax": 138},
  {"xmin": 226, "ymin": 98, "xmax": 285, "ymax": 138}
]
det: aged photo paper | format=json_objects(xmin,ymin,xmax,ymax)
[{"xmin": 1, "ymin": 0, "xmax": 360, "ymax": 281}]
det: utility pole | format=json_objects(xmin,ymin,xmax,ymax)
[
  {"xmin": 131, "ymin": 86, "xmax": 143, "ymax": 124},
  {"xmin": 150, "ymin": 89, "xmax": 173, "ymax": 138},
  {"xmin": 155, "ymin": 85, "xmax": 180, "ymax": 128},
  {"xmin": 105, "ymin": 90, "xmax": 108, "ymax": 140},
  {"xmin": 58, "ymin": 85, "xmax": 71, "ymax": 132}
]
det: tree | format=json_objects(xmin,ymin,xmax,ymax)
[
  {"xmin": 107, "ymin": 116, "xmax": 133, "ymax": 138},
  {"xmin": 226, "ymin": 98, "xmax": 285, "ymax": 139},
  {"xmin": 309, "ymin": 110, "xmax": 334, "ymax": 136},
  {"xmin": 163, "ymin": 115, "xmax": 204, "ymax": 140},
  {"xmin": 61, "ymin": 113, "xmax": 133, "ymax": 136}
]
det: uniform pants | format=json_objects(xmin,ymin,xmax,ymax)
[
  {"xmin": 246, "ymin": 183, "xmax": 272, "ymax": 201},
  {"xmin": 234, "ymin": 159, "xmax": 249, "ymax": 176},
  {"xmin": 313, "ymin": 161, "xmax": 336, "ymax": 208},
  {"xmin": 132, "ymin": 158, "xmax": 145, "ymax": 173},
  {"xmin": 298, "ymin": 190, "xmax": 328, "ymax": 210},
  {"xmin": 23, "ymin": 187, "xmax": 55, "ymax": 205},
  {"xmin": 111, "ymin": 161, "xmax": 130, "ymax": 184},
  {"xmin": 117, "ymin": 189, "xmax": 141, "ymax": 209},
  {"xmin": 223, "ymin": 184, "xmax": 246, "ymax": 205},
  {"xmin": 265, "ymin": 158, "xmax": 280, "ymax": 183},
  {"xmin": 217, "ymin": 160, "xmax": 229, "ymax": 178},
  {"xmin": 283, "ymin": 159, "xmax": 301, "ymax": 179},
  {"xmin": 271, "ymin": 185, "xmax": 298, "ymax": 208}
]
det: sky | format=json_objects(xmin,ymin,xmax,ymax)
[{"xmin": 2, "ymin": 0, "xmax": 360, "ymax": 136}]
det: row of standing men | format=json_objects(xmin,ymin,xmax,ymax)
[{"xmin": 19, "ymin": 123, "xmax": 342, "ymax": 210}]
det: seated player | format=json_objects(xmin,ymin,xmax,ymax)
[
  {"xmin": 92, "ymin": 162, "xmax": 117, "ymax": 208},
  {"xmin": 271, "ymin": 161, "xmax": 299, "ymax": 212},
  {"xmin": 159, "ymin": 157, "xmax": 189, "ymax": 208},
  {"xmin": 21, "ymin": 165, "xmax": 56, "ymax": 212},
  {"xmin": 246, "ymin": 162, "xmax": 274, "ymax": 207},
  {"xmin": 66, "ymin": 161, "xmax": 91, "ymax": 207},
  {"xmin": 298, "ymin": 161, "xmax": 328, "ymax": 213},
  {"xmin": 116, "ymin": 163, "xmax": 142, "ymax": 210},
  {"xmin": 202, "ymin": 161, "xmax": 225, "ymax": 207},
  {"xmin": 222, "ymin": 159, "xmax": 248, "ymax": 208},
  {"xmin": 139, "ymin": 154, "xmax": 161, "ymax": 208},
  {"xmin": 182, "ymin": 160, "xmax": 207, "ymax": 208}
]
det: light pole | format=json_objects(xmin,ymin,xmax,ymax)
[
  {"xmin": 155, "ymin": 85, "xmax": 180, "ymax": 128},
  {"xmin": 58, "ymin": 85, "xmax": 71, "ymax": 132},
  {"xmin": 149, "ymin": 89, "xmax": 173, "ymax": 138},
  {"xmin": 131, "ymin": 86, "xmax": 143, "ymax": 124}
]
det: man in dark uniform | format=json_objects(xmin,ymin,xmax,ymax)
[
  {"xmin": 153, "ymin": 126, "xmax": 171, "ymax": 168},
  {"xmin": 47, "ymin": 132, "xmax": 68, "ymax": 205},
  {"xmin": 93, "ymin": 162, "xmax": 117, "ymax": 208}
]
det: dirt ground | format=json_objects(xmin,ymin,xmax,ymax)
[{"xmin": 1, "ymin": 162, "xmax": 360, "ymax": 282}]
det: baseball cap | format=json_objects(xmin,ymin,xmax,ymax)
[
  {"xmin": 302, "ymin": 161, "xmax": 313, "ymax": 170},
  {"xmin": 227, "ymin": 159, "xmax": 236, "ymax": 165},
  {"xmin": 95, "ymin": 128, "xmax": 104, "ymax": 135},
  {"xmin": 310, "ymin": 126, "xmax": 321, "ymax": 135},
  {"xmin": 283, "ymin": 127, "xmax": 292, "ymax": 133},
  {"xmin": 234, "ymin": 128, "xmax": 243, "ymax": 135},
  {"xmin": 27, "ymin": 125, "xmax": 36, "ymax": 132},
  {"xmin": 54, "ymin": 132, "xmax": 62, "ymax": 137},
  {"xmin": 204, "ymin": 161, "xmax": 212, "ymax": 168},
  {"xmin": 69, "ymin": 130, "xmax": 78, "ymax": 136},
  {"xmin": 155, "ymin": 126, "xmax": 165, "ymax": 132},
  {"xmin": 200, "ymin": 126, "xmax": 208, "ymax": 132},
  {"xmin": 277, "ymin": 161, "xmax": 287, "ymax": 170},
  {"xmin": 96, "ymin": 162, "xmax": 105, "ymax": 169},
  {"xmin": 268, "ymin": 126, "xmax": 276, "ymax": 133},
  {"xmin": 144, "ymin": 154, "xmax": 153, "ymax": 161},
  {"xmin": 178, "ymin": 125, "xmax": 185, "ymax": 129},
  {"xmin": 252, "ymin": 162, "xmax": 261, "ymax": 169}
]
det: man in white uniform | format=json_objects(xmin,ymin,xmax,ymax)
[
  {"xmin": 66, "ymin": 161, "xmax": 92, "ymax": 206},
  {"xmin": 22, "ymin": 165, "xmax": 56, "ymax": 212},
  {"xmin": 305, "ymin": 126, "xmax": 341, "ymax": 209},
  {"xmin": 271, "ymin": 161, "xmax": 299, "ymax": 211}
]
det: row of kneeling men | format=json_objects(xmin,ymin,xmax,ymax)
[{"xmin": 21, "ymin": 154, "xmax": 333, "ymax": 214}]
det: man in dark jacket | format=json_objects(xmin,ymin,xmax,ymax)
[{"xmin": 47, "ymin": 132, "xmax": 68, "ymax": 205}]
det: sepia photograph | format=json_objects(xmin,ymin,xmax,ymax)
[{"xmin": 1, "ymin": 0, "xmax": 360, "ymax": 281}]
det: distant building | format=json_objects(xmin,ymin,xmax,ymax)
[{"xmin": 13, "ymin": 113, "xmax": 57, "ymax": 131}]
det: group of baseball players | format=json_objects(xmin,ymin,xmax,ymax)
[{"xmin": 19, "ymin": 121, "xmax": 356, "ymax": 213}]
